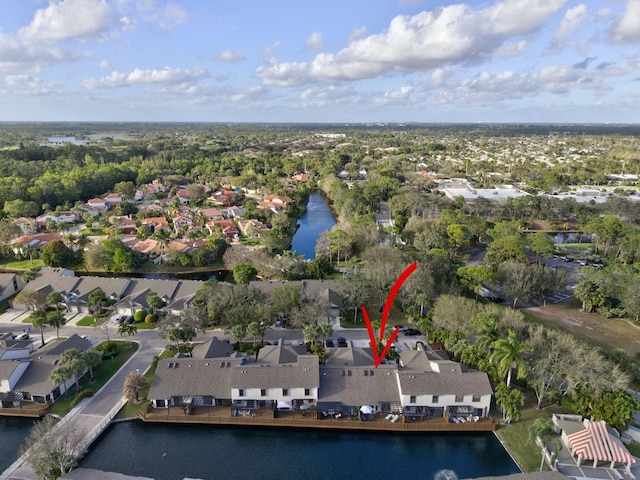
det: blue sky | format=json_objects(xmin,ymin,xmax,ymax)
[{"xmin": 0, "ymin": 0, "xmax": 639, "ymax": 123}]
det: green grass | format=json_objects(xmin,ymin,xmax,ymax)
[
  {"xmin": 339, "ymin": 303, "xmax": 407, "ymax": 328},
  {"xmin": 495, "ymin": 400, "xmax": 567, "ymax": 472},
  {"xmin": 49, "ymin": 341, "xmax": 139, "ymax": 417},
  {"xmin": 115, "ymin": 348, "xmax": 175, "ymax": 420},
  {"xmin": 76, "ymin": 316, "xmax": 108, "ymax": 326},
  {"xmin": 131, "ymin": 321, "xmax": 156, "ymax": 330},
  {"xmin": 557, "ymin": 243, "xmax": 593, "ymax": 250},
  {"xmin": 0, "ymin": 259, "xmax": 44, "ymax": 269}
]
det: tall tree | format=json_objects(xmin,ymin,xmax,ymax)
[
  {"xmin": 82, "ymin": 349, "xmax": 103, "ymax": 382},
  {"xmin": 123, "ymin": 371, "xmax": 149, "ymax": 403},
  {"xmin": 490, "ymin": 330, "xmax": 532, "ymax": 387},
  {"xmin": 30, "ymin": 309, "xmax": 48, "ymax": 345},
  {"xmin": 46, "ymin": 311, "xmax": 65, "ymax": 339}
]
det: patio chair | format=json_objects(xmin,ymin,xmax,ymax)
[
  {"xmin": 385, "ymin": 413, "xmax": 393, "ymax": 421},
  {"xmin": 391, "ymin": 414, "xmax": 400, "ymax": 423}
]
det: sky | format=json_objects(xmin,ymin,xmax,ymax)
[{"xmin": 0, "ymin": 0, "xmax": 639, "ymax": 123}]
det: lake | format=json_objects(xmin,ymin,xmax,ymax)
[
  {"xmin": 290, "ymin": 192, "xmax": 337, "ymax": 260},
  {"xmin": 80, "ymin": 421, "xmax": 519, "ymax": 480}
]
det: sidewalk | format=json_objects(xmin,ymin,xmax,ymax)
[{"xmin": 1, "ymin": 338, "xmax": 162, "ymax": 480}]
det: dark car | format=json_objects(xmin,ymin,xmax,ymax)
[
  {"xmin": 337, "ymin": 337, "xmax": 348, "ymax": 347},
  {"xmin": 126, "ymin": 316, "xmax": 135, "ymax": 324},
  {"xmin": 116, "ymin": 316, "xmax": 126, "ymax": 323},
  {"xmin": 488, "ymin": 295, "xmax": 504, "ymax": 304},
  {"xmin": 564, "ymin": 257, "xmax": 574, "ymax": 262},
  {"xmin": 403, "ymin": 329, "xmax": 421, "ymax": 336},
  {"xmin": 325, "ymin": 338, "xmax": 335, "ymax": 348}
]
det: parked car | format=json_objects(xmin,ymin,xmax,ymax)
[
  {"xmin": 115, "ymin": 316, "xmax": 126, "ymax": 323},
  {"xmin": 394, "ymin": 325, "xmax": 409, "ymax": 332},
  {"xmin": 403, "ymin": 329, "xmax": 421, "ymax": 336},
  {"xmin": 284, "ymin": 341, "xmax": 292, "ymax": 346},
  {"xmin": 564, "ymin": 257, "xmax": 574, "ymax": 262},
  {"xmin": 126, "ymin": 316, "xmax": 135, "ymax": 324},
  {"xmin": 325, "ymin": 338, "xmax": 335, "ymax": 348},
  {"xmin": 15, "ymin": 332, "xmax": 29, "ymax": 340},
  {"xmin": 297, "ymin": 339, "xmax": 305, "ymax": 346},
  {"xmin": 337, "ymin": 337, "xmax": 348, "ymax": 347}
]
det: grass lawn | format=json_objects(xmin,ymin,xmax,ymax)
[
  {"xmin": 76, "ymin": 316, "xmax": 108, "ymax": 327},
  {"xmin": 340, "ymin": 302, "xmax": 408, "ymax": 329},
  {"xmin": 48, "ymin": 341, "xmax": 139, "ymax": 417},
  {"xmin": 522, "ymin": 298, "xmax": 640, "ymax": 356},
  {"xmin": 0, "ymin": 259, "xmax": 44, "ymax": 269},
  {"xmin": 495, "ymin": 393, "xmax": 568, "ymax": 472},
  {"xmin": 115, "ymin": 348, "xmax": 175, "ymax": 420}
]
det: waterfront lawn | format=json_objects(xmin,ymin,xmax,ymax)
[
  {"xmin": 340, "ymin": 301, "xmax": 406, "ymax": 328},
  {"xmin": 496, "ymin": 400, "xmax": 567, "ymax": 473},
  {"xmin": 49, "ymin": 341, "xmax": 138, "ymax": 417},
  {"xmin": 0, "ymin": 258, "xmax": 44, "ymax": 269},
  {"xmin": 116, "ymin": 348, "xmax": 175, "ymax": 420}
]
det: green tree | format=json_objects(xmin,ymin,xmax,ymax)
[
  {"xmin": 318, "ymin": 322, "xmax": 333, "ymax": 342},
  {"xmin": 118, "ymin": 322, "xmax": 138, "ymax": 347},
  {"xmin": 40, "ymin": 239, "xmax": 74, "ymax": 268},
  {"xmin": 303, "ymin": 324, "xmax": 321, "ymax": 345},
  {"xmin": 230, "ymin": 323, "xmax": 246, "ymax": 343},
  {"xmin": 46, "ymin": 311, "xmax": 65, "ymax": 339},
  {"xmin": 30, "ymin": 309, "xmax": 48, "ymax": 345},
  {"xmin": 528, "ymin": 232, "xmax": 554, "ymax": 261},
  {"xmin": 233, "ymin": 263, "xmax": 258, "ymax": 285},
  {"xmin": 60, "ymin": 348, "xmax": 87, "ymax": 393},
  {"xmin": 82, "ymin": 349, "xmax": 103, "ymax": 382},
  {"xmin": 495, "ymin": 383, "xmax": 524, "ymax": 424},
  {"xmin": 46, "ymin": 291, "xmax": 65, "ymax": 309},
  {"xmin": 573, "ymin": 280, "xmax": 608, "ymax": 313},
  {"xmin": 146, "ymin": 291, "xmax": 165, "ymax": 314},
  {"xmin": 246, "ymin": 321, "xmax": 264, "ymax": 350},
  {"xmin": 490, "ymin": 330, "xmax": 532, "ymax": 387},
  {"xmin": 87, "ymin": 288, "xmax": 107, "ymax": 313}
]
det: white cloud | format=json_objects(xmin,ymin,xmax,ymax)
[
  {"xmin": 450, "ymin": 65, "xmax": 607, "ymax": 104},
  {"xmin": 347, "ymin": 26, "xmax": 367, "ymax": 44},
  {"xmin": 256, "ymin": 0, "xmax": 567, "ymax": 86},
  {"xmin": 305, "ymin": 32, "xmax": 325, "ymax": 52},
  {"xmin": 496, "ymin": 40, "xmax": 527, "ymax": 57},
  {"xmin": 611, "ymin": 0, "xmax": 640, "ymax": 43},
  {"xmin": 0, "ymin": 32, "xmax": 86, "ymax": 73},
  {"xmin": 261, "ymin": 40, "xmax": 282, "ymax": 57},
  {"xmin": 83, "ymin": 66, "xmax": 209, "ymax": 88},
  {"xmin": 0, "ymin": 75, "xmax": 54, "ymax": 96},
  {"xmin": 214, "ymin": 49, "xmax": 246, "ymax": 63},
  {"xmin": 156, "ymin": 3, "xmax": 188, "ymax": 32},
  {"xmin": 551, "ymin": 4, "xmax": 588, "ymax": 47},
  {"xmin": 18, "ymin": 0, "xmax": 118, "ymax": 41}
]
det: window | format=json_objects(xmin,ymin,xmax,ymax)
[
  {"xmin": 472, "ymin": 395, "xmax": 481, "ymax": 403},
  {"xmin": 261, "ymin": 389, "xmax": 266, "ymax": 397},
  {"xmin": 238, "ymin": 389, "xmax": 244, "ymax": 397},
  {"xmin": 455, "ymin": 395, "xmax": 464, "ymax": 402},
  {"xmin": 432, "ymin": 395, "xmax": 439, "ymax": 403},
  {"xmin": 410, "ymin": 396, "xmax": 416, "ymax": 404},
  {"xmin": 282, "ymin": 388, "xmax": 289, "ymax": 396},
  {"xmin": 304, "ymin": 388, "xmax": 310, "ymax": 396}
]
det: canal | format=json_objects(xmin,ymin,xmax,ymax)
[
  {"xmin": 79, "ymin": 421, "xmax": 519, "ymax": 480},
  {"xmin": 290, "ymin": 192, "xmax": 337, "ymax": 260}
]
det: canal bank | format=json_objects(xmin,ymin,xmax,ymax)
[{"xmin": 290, "ymin": 192, "xmax": 337, "ymax": 259}]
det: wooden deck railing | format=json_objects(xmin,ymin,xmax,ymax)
[{"xmin": 140, "ymin": 407, "xmax": 496, "ymax": 432}]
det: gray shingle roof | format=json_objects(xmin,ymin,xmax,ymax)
[
  {"xmin": 318, "ymin": 364, "xmax": 399, "ymax": 406},
  {"xmin": 148, "ymin": 358, "xmax": 240, "ymax": 399}
]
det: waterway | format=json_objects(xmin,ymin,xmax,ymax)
[
  {"xmin": 0, "ymin": 417, "xmax": 36, "ymax": 472},
  {"xmin": 290, "ymin": 192, "xmax": 337, "ymax": 260},
  {"xmin": 80, "ymin": 421, "xmax": 519, "ymax": 480}
]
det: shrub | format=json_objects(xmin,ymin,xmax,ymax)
[
  {"xmin": 70, "ymin": 388, "xmax": 95, "ymax": 408},
  {"xmin": 145, "ymin": 314, "xmax": 156, "ymax": 324},
  {"xmin": 134, "ymin": 310, "xmax": 146, "ymax": 322},
  {"xmin": 98, "ymin": 341, "xmax": 118, "ymax": 359}
]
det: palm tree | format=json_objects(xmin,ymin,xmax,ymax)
[
  {"xmin": 303, "ymin": 324, "xmax": 320, "ymax": 346},
  {"xmin": 318, "ymin": 322, "xmax": 333, "ymax": 342},
  {"xmin": 118, "ymin": 322, "xmax": 137, "ymax": 347},
  {"xmin": 490, "ymin": 330, "xmax": 532, "ymax": 387},
  {"xmin": 415, "ymin": 293, "xmax": 430, "ymax": 317},
  {"xmin": 473, "ymin": 313, "xmax": 501, "ymax": 354},
  {"xmin": 82, "ymin": 349, "xmax": 103, "ymax": 382},
  {"xmin": 30, "ymin": 310, "xmax": 48, "ymax": 345},
  {"xmin": 46, "ymin": 311, "xmax": 65, "ymax": 339},
  {"xmin": 60, "ymin": 349, "xmax": 87, "ymax": 393},
  {"xmin": 246, "ymin": 321, "xmax": 264, "ymax": 350}
]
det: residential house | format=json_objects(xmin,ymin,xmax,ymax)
[
  {"xmin": 104, "ymin": 194, "xmax": 124, "ymax": 209},
  {"xmin": 148, "ymin": 338, "xmax": 319, "ymax": 412},
  {"xmin": 206, "ymin": 219, "xmax": 238, "ymax": 241},
  {"xmin": 121, "ymin": 237, "xmax": 161, "ymax": 262},
  {"xmin": 146, "ymin": 179, "xmax": 167, "ymax": 194},
  {"xmin": 12, "ymin": 233, "xmax": 64, "ymax": 255},
  {"xmin": 291, "ymin": 173, "xmax": 310, "ymax": 183},
  {"xmin": 0, "ymin": 334, "xmax": 92, "ymax": 408},
  {"xmin": 172, "ymin": 214, "xmax": 193, "ymax": 234},
  {"xmin": 139, "ymin": 217, "xmax": 170, "ymax": 233},
  {"xmin": 36, "ymin": 211, "xmax": 80, "ymax": 225},
  {"xmin": 0, "ymin": 273, "xmax": 24, "ymax": 302},
  {"xmin": 222, "ymin": 206, "xmax": 245, "ymax": 220},
  {"xmin": 147, "ymin": 337, "xmax": 493, "ymax": 424},
  {"xmin": 237, "ymin": 219, "xmax": 269, "ymax": 238},
  {"xmin": 176, "ymin": 189, "xmax": 191, "ymax": 205},
  {"xmin": 14, "ymin": 217, "xmax": 37, "ymax": 235},
  {"xmin": 200, "ymin": 208, "xmax": 224, "ymax": 222},
  {"xmin": 108, "ymin": 216, "xmax": 137, "ymax": 235}
]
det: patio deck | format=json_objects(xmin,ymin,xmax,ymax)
[
  {"xmin": 0, "ymin": 402, "xmax": 49, "ymax": 418},
  {"xmin": 140, "ymin": 406, "xmax": 496, "ymax": 432}
]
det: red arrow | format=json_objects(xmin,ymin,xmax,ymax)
[{"xmin": 363, "ymin": 262, "xmax": 417, "ymax": 368}]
